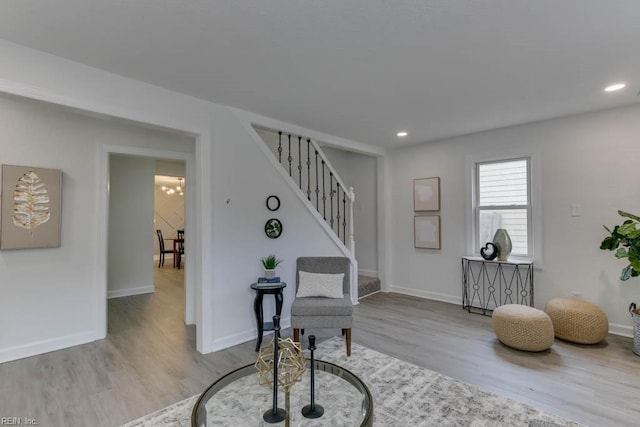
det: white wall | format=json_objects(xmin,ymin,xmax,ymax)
[
  {"xmin": 0, "ymin": 40, "xmax": 373, "ymax": 360},
  {"xmin": 346, "ymin": 152, "xmax": 378, "ymax": 276},
  {"xmin": 0, "ymin": 93, "xmax": 194, "ymax": 362},
  {"xmin": 209, "ymin": 109, "xmax": 347, "ymax": 348},
  {"xmin": 108, "ymin": 154, "xmax": 156, "ymax": 298},
  {"xmin": 387, "ymin": 104, "xmax": 640, "ymax": 335},
  {"xmin": 322, "ymin": 147, "xmax": 378, "ymax": 276}
]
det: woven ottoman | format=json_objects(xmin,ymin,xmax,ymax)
[
  {"xmin": 492, "ymin": 304, "xmax": 555, "ymax": 352},
  {"xmin": 544, "ymin": 297, "xmax": 608, "ymax": 344}
]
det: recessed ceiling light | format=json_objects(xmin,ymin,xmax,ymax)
[
  {"xmin": 605, "ymin": 83, "xmax": 626, "ymax": 92},
  {"xmin": 397, "ymin": 131, "xmax": 408, "ymax": 137}
]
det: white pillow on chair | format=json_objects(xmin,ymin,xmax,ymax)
[{"xmin": 296, "ymin": 271, "xmax": 344, "ymax": 298}]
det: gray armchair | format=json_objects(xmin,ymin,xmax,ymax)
[{"xmin": 291, "ymin": 257, "xmax": 353, "ymax": 356}]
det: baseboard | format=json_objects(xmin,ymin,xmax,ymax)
[
  {"xmin": 388, "ymin": 287, "xmax": 634, "ymax": 339},
  {"xmin": 358, "ymin": 269, "xmax": 378, "ymax": 277},
  {"xmin": 209, "ymin": 317, "xmax": 292, "ymax": 353},
  {"xmin": 153, "ymin": 254, "xmax": 174, "ymax": 261},
  {"xmin": 358, "ymin": 290, "xmax": 382, "ymax": 300},
  {"xmin": 608, "ymin": 323, "xmax": 633, "ymax": 338},
  {"xmin": 107, "ymin": 285, "xmax": 155, "ymax": 299},
  {"xmin": 0, "ymin": 331, "xmax": 96, "ymax": 364},
  {"xmin": 389, "ymin": 286, "xmax": 460, "ymax": 306}
]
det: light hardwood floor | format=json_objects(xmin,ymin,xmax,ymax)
[{"xmin": 1, "ymin": 267, "xmax": 639, "ymax": 426}]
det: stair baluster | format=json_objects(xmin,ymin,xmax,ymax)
[
  {"xmin": 322, "ymin": 160, "xmax": 327, "ymax": 220},
  {"xmin": 306, "ymin": 139, "xmax": 311, "ymax": 201},
  {"xmin": 287, "ymin": 134, "xmax": 292, "ymax": 176}
]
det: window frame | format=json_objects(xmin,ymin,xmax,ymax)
[
  {"xmin": 475, "ymin": 157, "xmax": 532, "ymax": 257},
  {"xmin": 466, "ymin": 151, "xmax": 541, "ymax": 265}
]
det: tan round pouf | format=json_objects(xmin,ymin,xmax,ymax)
[
  {"xmin": 492, "ymin": 304, "xmax": 555, "ymax": 352},
  {"xmin": 544, "ymin": 297, "xmax": 608, "ymax": 344}
]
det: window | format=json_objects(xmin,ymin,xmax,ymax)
[{"xmin": 475, "ymin": 158, "xmax": 531, "ymax": 257}]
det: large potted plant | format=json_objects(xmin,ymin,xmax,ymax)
[{"xmin": 600, "ymin": 210, "xmax": 640, "ymax": 355}]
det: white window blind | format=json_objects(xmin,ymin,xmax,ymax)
[{"xmin": 476, "ymin": 158, "xmax": 530, "ymax": 257}]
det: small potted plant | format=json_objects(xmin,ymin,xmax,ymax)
[{"xmin": 260, "ymin": 254, "xmax": 282, "ymax": 279}]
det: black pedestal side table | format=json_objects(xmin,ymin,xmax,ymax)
[{"xmin": 250, "ymin": 282, "xmax": 287, "ymax": 352}]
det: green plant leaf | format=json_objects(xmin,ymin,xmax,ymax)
[
  {"xmin": 618, "ymin": 222, "xmax": 638, "ymax": 236},
  {"xmin": 619, "ymin": 210, "xmax": 640, "ymax": 222},
  {"xmin": 615, "ymin": 248, "xmax": 629, "ymax": 258},
  {"xmin": 259, "ymin": 254, "xmax": 282, "ymax": 269},
  {"xmin": 602, "ymin": 211, "xmax": 640, "ymax": 281},
  {"xmin": 600, "ymin": 235, "xmax": 619, "ymax": 250}
]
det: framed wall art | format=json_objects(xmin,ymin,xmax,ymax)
[
  {"xmin": 413, "ymin": 177, "xmax": 440, "ymax": 211},
  {"xmin": 1, "ymin": 165, "xmax": 62, "ymax": 250},
  {"xmin": 414, "ymin": 215, "xmax": 440, "ymax": 249},
  {"xmin": 265, "ymin": 218, "xmax": 283, "ymax": 239}
]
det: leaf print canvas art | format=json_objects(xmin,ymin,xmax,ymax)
[{"xmin": 1, "ymin": 165, "xmax": 62, "ymax": 250}]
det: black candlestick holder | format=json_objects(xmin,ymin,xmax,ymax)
[
  {"xmin": 302, "ymin": 335, "xmax": 324, "ymax": 418},
  {"xmin": 263, "ymin": 315, "xmax": 286, "ymax": 423}
]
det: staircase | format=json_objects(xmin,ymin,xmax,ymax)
[
  {"xmin": 254, "ymin": 126, "xmax": 355, "ymax": 253},
  {"xmin": 358, "ymin": 275, "xmax": 381, "ymax": 299},
  {"xmin": 253, "ymin": 125, "xmax": 366, "ymax": 303}
]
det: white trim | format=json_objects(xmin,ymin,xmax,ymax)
[
  {"xmin": 377, "ymin": 155, "xmax": 392, "ymax": 293},
  {"xmin": 358, "ymin": 290, "xmax": 382, "ymax": 299},
  {"xmin": 608, "ymin": 323, "xmax": 633, "ymax": 338},
  {"xmin": 0, "ymin": 78, "xmax": 204, "ymax": 136},
  {"xmin": 358, "ymin": 269, "xmax": 378, "ymax": 277},
  {"xmin": 210, "ymin": 317, "xmax": 292, "ymax": 352},
  {"xmin": 388, "ymin": 286, "xmax": 461, "ymax": 306},
  {"xmin": 193, "ymin": 129, "xmax": 212, "ymax": 351},
  {"xmin": 0, "ymin": 331, "xmax": 96, "ymax": 364},
  {"xmin": 98, "ymin": 145, "xmax": 195, "ymax": 342},
  {"xmin": 107, "ymin": 285, "xmax": 155, "ymax": 299}
]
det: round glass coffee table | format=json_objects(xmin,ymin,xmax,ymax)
[{"xmin": 192, "ymin": 360, "xmax": 373, "ymax": 426}]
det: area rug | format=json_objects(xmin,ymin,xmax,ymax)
[{"xmin": 122, "ymin": 337, "xmax": 583, "ymax": 426}]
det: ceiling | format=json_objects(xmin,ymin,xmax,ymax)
[{"xmin": 1, "ymin": 1, "xmax": 639, "ymax": 148}]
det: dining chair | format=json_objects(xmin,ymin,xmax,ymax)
[
  {"xmin": 176, "ymin": 229, "xmax": 185, "ymax": 269},
  {"xmin": 156, "ymin": 229, "xmax": 174, "ymax": 268}
]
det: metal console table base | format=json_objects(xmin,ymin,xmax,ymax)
[{"xmin": 461, "ymin": 256, "xmax": 534, "ymax": 316}]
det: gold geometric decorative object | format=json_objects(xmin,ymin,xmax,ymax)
[
  {"xmin": 255, "ymin": 337, "xmax": 306, "ymax": 391},
  {"xmin": 12, "ymin": 170, "xmax": 51, "ymax": 234}
]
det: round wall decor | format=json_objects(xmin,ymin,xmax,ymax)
[
  {"xmin": 266, "ymin": 195, "xmax": 280, "ymax": 211},
  {"xmin": 265, "ymin": 218, "xmax": 283, "ymax": 239}
]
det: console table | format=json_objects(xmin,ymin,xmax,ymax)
[
  {"xmin": 250, "ymin": 282, "xmax": 286, "ymax": 351},
  {"xmin": 461, "ymin": 256, "xmax": 534, "ymax": 315}
]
